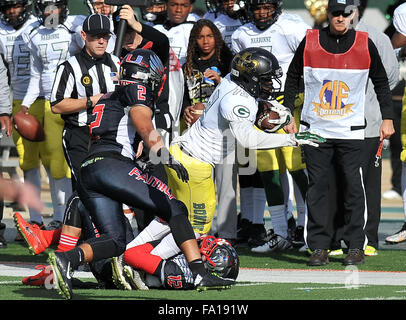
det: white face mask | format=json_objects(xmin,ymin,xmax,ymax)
[{"xmin": 145, "ymin": 12, "xmax": 157, "ymax": 21}]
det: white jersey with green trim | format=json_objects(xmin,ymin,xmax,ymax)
[
  {"xmin": 231, "ymin": 12, "xmax": 310, "ymax": 90},
  {"xmin": 21, "ymin": 15, "xmax": 85, "ymax": 107},
  {"xmin": 213, "ymin": 13, "xmax": 242, "ymax": 49},
  {"xmin": 0, "ymin": 15, "xmax": 40, "ymax": 100},
  {"xmin": 172, "ymin": 74, "xmax": 295, "ymax": 166}
]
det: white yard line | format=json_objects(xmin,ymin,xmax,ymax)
[{"xmin": 2, "ymin": 262, "xmax": 406, "ymax": 286}]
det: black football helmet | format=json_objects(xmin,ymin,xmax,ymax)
[
  {"xmin": 245, "ymin": 0, "xmax": 282, "ymax": 30},
  {"xmin": 120, "ymin": 49, "xmax": 166, "ymax": 99},
  {"xmin": 34, "ymin": 0, "xmax": 69, "ymax": 26},
  {"xmin": 230, "ymin": 47, "xmax": 282, "ymax": 100},
  {"xmin": 199, "ymin": 236, "xmax": 239, "ymax": 280},
  {"xmin": 0, "ymin": 0, "xmax": 32, "ymax": 27},
  {"xmin": 140, "ymin": 0, "xmax": 167, "ymax": 25}
]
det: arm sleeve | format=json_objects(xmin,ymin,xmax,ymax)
[
  {"xmin": 229, "ymin": 120, "xmax": 296, "ymax": 149},
  {"xmin": 139, "ymin": 23, "xmax": 170, "ymax": 65},
  {"xmin": 367, "ymin": 39, "xmax": 395, "ymax": 120},
  {"xmin": 283, "ymin": 38, "xmax": 306, "ymax": 113},
  {"xmin": 0, "ymin": 54, "xmax": 11, "ymax": 115}
]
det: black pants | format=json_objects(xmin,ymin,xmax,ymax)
[
  {"xmin": 62, "ymin": 125, "xmax": 90, "ymax": 191},
  {"xmin": 77, "ymin": 155, "xmax": 194, "ymax": 258},
  {"xmin": 304, "ymin": 139, "xmax": 366, "ymax": 250},
  {"xmin": 330, "ymin": 138, "xmax": 381, "ymax": 249},
  {"xmin": 390, "ymin": 99, "xmax": 402, "ymax": 194}
]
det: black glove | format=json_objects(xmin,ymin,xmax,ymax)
[
  {"xmin": 135, "ymin": 158, "xmax": 156, "ymax": 173},
  {"xmin": 157, "ymin": 147, "xmax": 189, "ymax": 183}
]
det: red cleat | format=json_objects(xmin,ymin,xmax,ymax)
[
  {"xmin": 13, "ymin": 212, "xmax": 47, "ymax": 255},
  {"xmin": 22, "ymin": 265, "xmax": 53, "ymax": 286}
]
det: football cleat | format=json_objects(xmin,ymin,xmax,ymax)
[
  {"xmin": 364, "ymin": 245, "xmax": 378, "ymax": 256},
  {"xmin": 13, "ymin": 212, "xmax": 47, "ymax": 255},
  {"xmin": 123, "ymin": 265, "xmax": 149, "ymax": 290},
  {"xmin": 194, "ymin": 272, "xmax": 235, "ymax": 291},
  {"xmin": 251, "ymin": 234, "xmax": 292, "ymax": 253},
  {"xmin": 385, "ymin": 222, "xmax": 406, "ymax": 244},
  {"xmin": 47, "ymin": 251, "xmax": 73, "ymax": 300},
  {"xmin": 111, "ymin": 255, "xmax": 132, "ymax": 290},
  {"xmin": 328, "ymin": 248, "xmax": 344, "ymax": 256},
  {"xmin": 22, "ymin": 265, "xmax": 53, "ymax": 286}
]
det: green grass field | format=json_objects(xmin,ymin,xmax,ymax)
[{"xmin": 1, "ymin": 242, "xmax": 406, "ymax": 304}]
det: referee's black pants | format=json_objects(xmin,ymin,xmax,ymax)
[{"xmin": 303, "ymin": 139, "xmax": 367, "ymax": 251}]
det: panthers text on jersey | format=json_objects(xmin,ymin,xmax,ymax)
[
  {"xmin": 0, "ymin": 15, "xmax": 39, "ymax": 100},
  {"xmin": 21, "ymin": 14, "xmax": 86, "ymax": 107},
  {"xmin": 231, "ymin": 12, "xmax": 311, "ymax": 90},
  {"xmin": 87, "ymin": 83, "xmax": 155, "ymax": 160}
]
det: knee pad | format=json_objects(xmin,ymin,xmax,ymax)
[
  {"xmin": 62, "ymin": 194, "xmax": 82, "ymax": 228},
  {"xmin": 87, "ymin": 234, "xmax": 125, "ymax": 261}
]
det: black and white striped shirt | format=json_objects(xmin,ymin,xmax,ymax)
[{"xmin": 50, "ymin": 47, "xmax": 120, "ymax": 127}]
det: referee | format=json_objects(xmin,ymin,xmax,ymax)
[
  {"xmin": 51, "ymin": 13, "xmax": 120, "ymax": 188},
  {"xmin": 49, "ymin": 13, "xmax": 120, "ymax": 256}
]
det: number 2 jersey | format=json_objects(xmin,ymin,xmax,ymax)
[{"xmin": 87, "ymin": 83, "xmax": 155, "ymax": 160}]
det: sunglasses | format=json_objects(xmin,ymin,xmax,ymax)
[{"xmin": 331, "ymin": 10, "xmax": 353, "ymax": 18}]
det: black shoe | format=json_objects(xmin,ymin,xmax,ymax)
[
  {"xmin": 247, "ymin": 223, "xmax": 267, "ymax": 248},
  {"xmin": 308, "ymin": 249, "xmax": 329, "ymax": 266},
  {"xmin": 47, "ymin": 251, "xmax": 73, "ymax": 299},
  {"xmin": 292, "ymin": 226, "xmax": 305, "ymax": 247},
  {"xmin": 343, "ymin": 248, "xmax": 365, "ymax": 266},
  {"xmin": 194, "ymin": 272, "xmax": 235, "ymax": 291},
  {"xmin": 236, "ymin": 218, "xmax": 252, "ymax": 243}
]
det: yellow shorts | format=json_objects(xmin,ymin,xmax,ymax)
[
  {"xmin": 12, "ymin": 99, "xmax": 70, "ymax": 179},
  {"xmin": 165, "ymin": 144, "xmax": 216, "ymax": 235}
]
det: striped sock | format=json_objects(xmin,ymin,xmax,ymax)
[{"xmin": 56, "ymin": 233, "xmax": 79, "ymax": 252}]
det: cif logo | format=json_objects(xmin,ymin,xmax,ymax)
[{"xmin": 312, "ymin": 80, "xmax": 354, "ymax": 119}]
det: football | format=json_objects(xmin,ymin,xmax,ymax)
[
  {"xmin": 188, "ymin": 102, "xmax": 205, "ymax": 126},
  {"xmin": 255, "ymin": 100, "xmax": 280, "ymax": 132},
  {"xmin": 13, "ymin": 112, "xmax": 45, "ymax": 142}
]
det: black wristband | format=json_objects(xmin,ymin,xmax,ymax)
[{"xmin": 86, "ymin": 96, "xmax": 93, "ymax": 109}]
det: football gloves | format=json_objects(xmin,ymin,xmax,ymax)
[
  {"xmin": 158, "ymin": 147, "xmax": 189, "ymax": 183},
  {"xmin": 291, "ymin": 132, "xmax": 326, "ymax": 147}
]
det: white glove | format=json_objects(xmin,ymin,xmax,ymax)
[{"xmin": 290, "ymin": 132, "xmax": 326, "ymax": 147}]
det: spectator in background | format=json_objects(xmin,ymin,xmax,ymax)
[
  {"xmin": 213, "ymin": 0, "xmax": 243, "ymax": 49},
  {"xmin": 154, "ymin": 0, "xmax": 195, "ymax": 66},
  {"xmin": 181, "ymin": 19, "xmax": 236, "ymax": 243}
]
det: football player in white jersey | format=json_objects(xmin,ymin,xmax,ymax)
[
  {"xmin": 154, "ymin": 0, "xmax": 195, "ymax": 65},
  {"xmin": 14, "ymin": 0, "xmax": 85, "ymax": 229},
  {"xmin": 0, "ymin": 0, "xmax": 47, "ymax": 229},
  {"xmin": 213, "ymin": 0, "xmax": 243, "ymax": 48},
  {"xmin": 231, "ymin": 0, "xmax": 311, "ymax": 251}
]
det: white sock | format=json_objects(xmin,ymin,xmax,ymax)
[
  {"xmin": 239, "ymin": 187, "xmax": 254, "ymax": 222},
  {"xmin": 252, "ymin": 187, "xmax": 267, "ymax": 224},
  {"xmin": 46, "ymin": 168, "xmax": 72, "ymax": 222},
  {"xmin": 294, "ymin": 180, "xmax": 307, "ymax": 227},
  {"xmin": 24, "ymin": 167, "xmax": 42, "ymax": 224},
  {"xmin": 269, "ymin": 204, "xmax": 288, "ymax": 238}
]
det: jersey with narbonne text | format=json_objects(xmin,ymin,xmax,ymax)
[
  {"xmin": 21, "ymin": 15, "xmax": 85, "ymax": 106},
  {"xmin": 0, "ymin": 15, "xmax": 39, "ymax": 100},
  {"xmin": 231, "ymin": 12, "xmax": 310, "ymax": 90},
  {"xmin": 213, "ymin": 13, "xmax": 242, "ymax": 49},
  {"xmin": 87, "ymin": 83, "xmax": 155, "ymax": 160}
]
